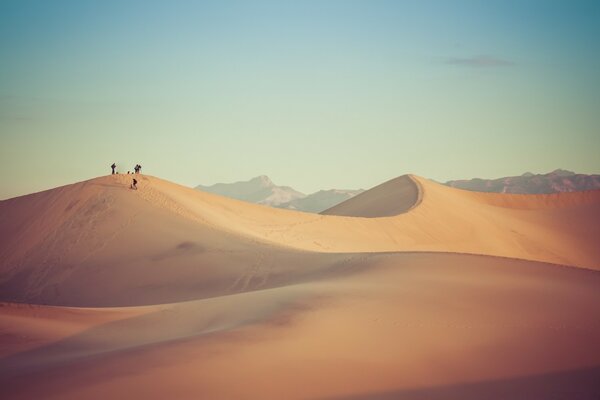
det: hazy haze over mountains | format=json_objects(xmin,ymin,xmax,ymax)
[
  {"xmin": 196, "ymin": 176, "xmax": 363, "ymax": 213},
  {"xmin": 281, "ymin": 189, "xmax": 364, "ymax": 213},
  {"xmin": 196, "ymin": 175, "xmax": 305, "ymax": 207}
]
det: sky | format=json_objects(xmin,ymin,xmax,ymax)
[{"xmin": 1, "ymin": 0, "xmax": 599, "ymax": 198}]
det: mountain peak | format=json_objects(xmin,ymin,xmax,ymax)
[
  {"xmin": 250, "ymin": 175, "xmax": 274, "ymax": 187},
  {"xmin": 196, "ymin": 175, "xmax": 304, "ymax": 206},
  {"xmin": 549, "ymin": 169, "xmax": 575, "ymax": 177}
]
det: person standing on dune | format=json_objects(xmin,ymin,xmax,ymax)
[{"xmin": 111, "ymin": 163, "xmax": 116, "ymax": 175}]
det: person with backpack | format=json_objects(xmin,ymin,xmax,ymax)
[{"xmin": 111, "ymin": 163, "xmax": 116, "ymax": 174}]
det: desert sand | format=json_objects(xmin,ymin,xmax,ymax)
[{"xmin": 1, "ymin": 173, "xmax": 599, "ymax": 399}]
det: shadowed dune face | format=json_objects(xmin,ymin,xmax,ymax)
[
  {"xmin": 1, "ymin": 174, "xmax": 600, "ymax": 398},
  {"xmin": 321, "ymin": 175, "xmax": 421, "ymax": 217}
]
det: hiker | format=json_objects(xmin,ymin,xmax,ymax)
[
  {"xmin": 131, "ymin": 178, "xmax": 138, "ymax": 190},
  {"xmin": 137, "ymin": 164, "xmax": 142, "ymax": 174},
  {"xmin": 111, "ymin": 163, "xmax": 116, "ymax": 175},
  {"xmin": 134, "ymin": 164, "xmax": 140, "ymax": 174}
]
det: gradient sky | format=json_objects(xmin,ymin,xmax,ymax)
[{"xmin": 1, "ymin": 0, "xmax": 599, "ymax": 199}]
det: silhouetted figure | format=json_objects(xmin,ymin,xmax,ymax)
[
  {"xmin": 138, "ymin": 164, "xmax": 142, "ymax": 174},
  {"xmin": 131, "ymin": 178, "xmax": 138, "ymax": 190},
  {"xmin": 134, "ymin": 164, "xmax": 140, "ymax": 174},
  {"xmin": 111, "ymin": 163, "xmax": 116, "ymax": 175}
]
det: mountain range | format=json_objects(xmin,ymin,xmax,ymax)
[
  {"xmin": 196, "ymin": 175, "xmax": 363, "ymax": 213},
  {"xmin": 445, "ymin": 169, "xmax": 600, "ymax": 194}
]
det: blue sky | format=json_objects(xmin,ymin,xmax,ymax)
[{"xmin": 1, "ymin": 0, "xmax": 599, "ymax": 198}]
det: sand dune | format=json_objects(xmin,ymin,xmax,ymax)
[
  {"xmin": 1, "ymin": 174, "xmax": 599, "ymax": 306},
  {"xmin": 1, "ymin": 173, "xmax": 599, "ymax": 398}
]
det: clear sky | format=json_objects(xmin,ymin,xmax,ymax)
[{"xmin": 1, "ymin": 0, "xmax": 599, "ymax": 199}]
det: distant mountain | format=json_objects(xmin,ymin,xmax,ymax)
[
  {"xmin": 196, "ymin": 176, "xmax": 363, "ymax": 213},
  {"xmin": 195, "ymin": 175, "xmax": 305, "ymax": 207},
  {"xmin": 278, "ymin": 189, "xmax": 364, "ymax": 213},
  {"xmin": 445, "ymin": 170, "xmax": 600, "ymax": 194}
]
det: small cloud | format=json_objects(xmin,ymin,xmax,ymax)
[
  {"xmin": 445, "ymin": 55, "xmax": 514, "ymax": 67},
  {"xmin": 0, "ymin": 115, "xmax": 36, "ymax": 122}
]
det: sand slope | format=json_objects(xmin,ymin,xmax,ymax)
[
  {"xmin": 1, "ymin": 174, "xmax": 600, "ymax": 398},
  {"xmin": 1, "ymin": 253, "xmax": 600, "ymax": 399}
]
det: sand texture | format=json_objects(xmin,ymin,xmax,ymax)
[{"xmin": 1, "ymin": 174, "xmax": 599, "ymax": 399}]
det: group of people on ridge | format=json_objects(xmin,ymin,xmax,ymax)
[{"xmin": 110, "ymin": 163, "xmax": 142, "ymax": 190}]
